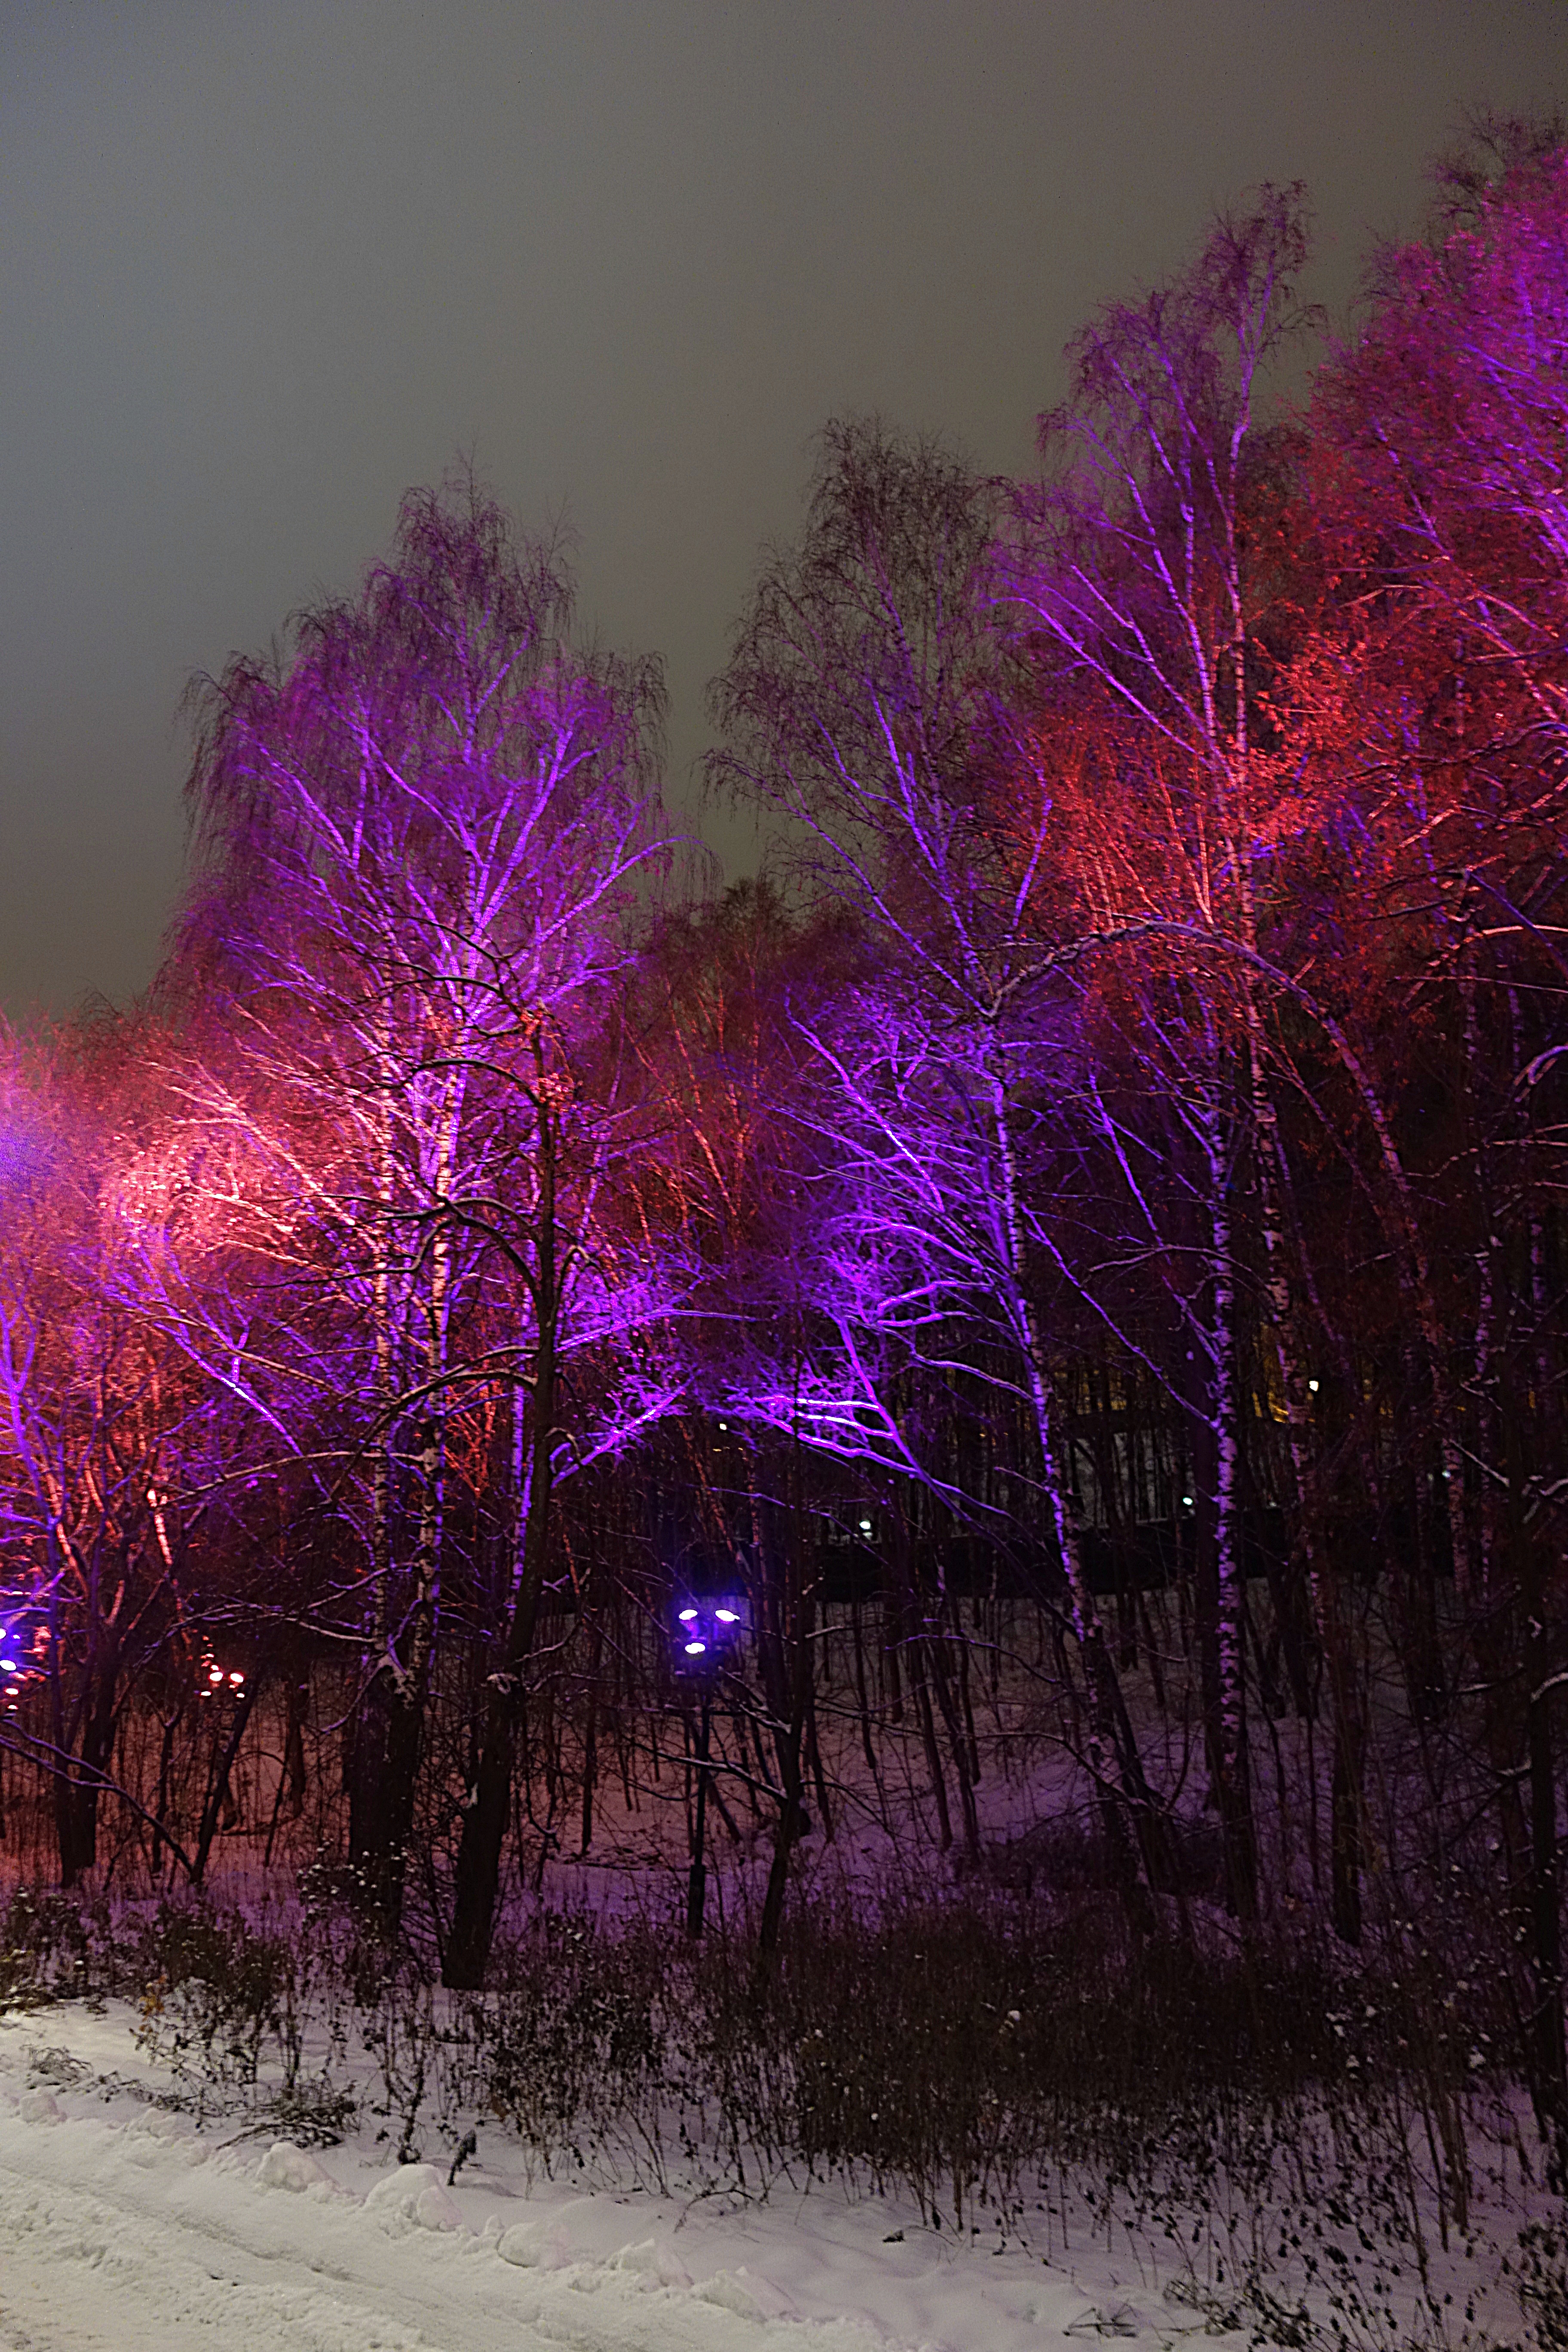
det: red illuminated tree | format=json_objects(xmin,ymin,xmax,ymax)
[
  {"xmin": 0, "ymin": 1018, "xmax": 215, "ymax": 1883},
  {"xmin": 995, "ymin": 188, "xmax": 1326, "ymax": 1920},
  {"xmin": 1295, "ymin": 128, "xmax": 1568, "ymax": 2118}
]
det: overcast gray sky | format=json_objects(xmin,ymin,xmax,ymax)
[{"xmin": 2, "ymin": 0, "xmax": 1564, "ymax": 1017}]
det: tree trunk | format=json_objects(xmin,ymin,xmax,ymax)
[
  {"xmin": 1327, "ymin": 1660, "xmax": 1364, "ymax": 1947},
  {"xmin": 192, "ymin": 1675, "xmax": 261, "ymax": 1886},
  {"xmin": 444, "ymin": 1116, "xmax": 559, "ymax": 1991},
  {"xmin": 758, "ymin": 1620, "xmax": 810, "ymax": 1959}
]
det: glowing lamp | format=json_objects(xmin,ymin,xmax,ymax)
[
  {"xmin": 670, "ymin": 1594, "xmax": 749, "ymax": 1677},
  {"xmin": 670, "ymin": 1592, "xmax": 752, "ymax": 1942}
]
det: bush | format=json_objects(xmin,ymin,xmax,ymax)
[
  {"xmin": 476, "ymin": 1910, "xmax": 669, "ymax": 2180},
  {"xmin": 0, "ymin": 1883, "xmax": 98, "ymax": 2009},
  {"xmin": 1509, "ymin": 2217, "xmax": 1568, "ymax": 2352},
  {"xmin": 131, "ymin": 1898, "xmax": 294, "ymax": 2110},
  {"xmin": 684, "ymin": 1892, "xmax": 1358, "ymax": 2229}
]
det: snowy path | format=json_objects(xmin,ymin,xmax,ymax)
[
  {"xmin": 0, "ymin": 2113, "xmax": 904, "ymax": 2352},
  {"xmin": 0, "ymin": 2007, "xmax": 1199, "ymax": 2351},
  {"xmin": 0, "ymin": 2111, "xmax": 881, "ymax": 2352}
]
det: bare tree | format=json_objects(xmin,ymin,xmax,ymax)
[
  {"xmin": 707, "ymin": 418, "xmax": 1166, "ymax": 1931},
  {"xmin": 171, "ymin": 474, "xmax": 678, "ymax": 1946}
]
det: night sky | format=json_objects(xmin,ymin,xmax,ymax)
[{"xmin": 3, "ymin": 1, "xmax": 1563, "ymax": 1020}]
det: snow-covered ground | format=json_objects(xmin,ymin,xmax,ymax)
[
  {"xmin": 0, "ymin": 1625, "xmax": 1552, "ymax": 2348},
  {"xmin": 0, "ymin": 1997, "xmax": 1234, "ymax": 2352}
]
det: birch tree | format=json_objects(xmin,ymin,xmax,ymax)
[
  {"xmin": 708, "ymin": 419, "xmax": 1167, "ymax": 1929},
  {"xmin": 173, "ymin": 476, "xmax": 675, "ymax": 1940},
  {"xmin": 997, "ymin": 189, "xmax": 1322, "ymax": 1920}
]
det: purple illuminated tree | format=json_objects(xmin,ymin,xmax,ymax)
[
  {"xmin": 707, "ymin": 420, "xmax": 1168, "ymax": 1928},
  {"xmin": 643, "ymin": 882, "xmax": 882, "ymax": 1944},
  {"xmin": 171, "ymin": 475, "xmax": 679, "ymax": 1950}
]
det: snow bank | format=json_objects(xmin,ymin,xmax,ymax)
[
  {"xmin": 3, "ymin": 2000, "xmax": 1154, "ymax": 2351},
  {"xmin": 0, "ymin": 1996, "xmax": 1533, "ymax": 2351}
]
